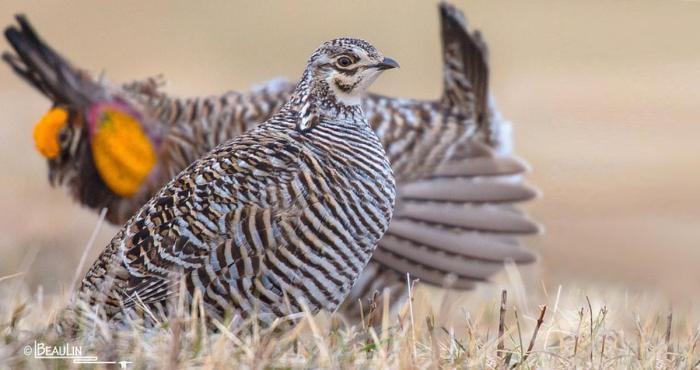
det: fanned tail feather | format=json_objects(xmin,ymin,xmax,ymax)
[
  {"xmin": 399, "ymin": 177, "xmax": 537, "ymax": 204},
  {"xmin": 376, "ymin": 150, "xmax": 539, "ymax": 287},
  {"xmin": 395, "ymin": 203, "xmax": 539, "ymax": 234}
]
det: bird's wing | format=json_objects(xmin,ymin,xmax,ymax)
[
  {"xmin": 373, "ymin": 139, "xmax": 539, "ymax": 289},
  {"xmin": 80, "ymin": 127, "xmax": 308, "ymax": 314}
]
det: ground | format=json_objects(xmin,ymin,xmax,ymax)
[{"xmin": 2, "ymin": 279, "xmax": 699, "ymax": 369}]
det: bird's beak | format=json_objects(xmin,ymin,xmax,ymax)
[{"xmin": 375, "ymin": 57, "xmax": 400, "ymax": 70}]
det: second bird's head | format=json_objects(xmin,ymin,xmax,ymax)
[{"xmin": 302, "ymin": 38, "xmax": 399, "ymax": 107}]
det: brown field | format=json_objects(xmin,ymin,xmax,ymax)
[{"xmin": 0, "ymin": 1, "xmax": 699, "ymax": 368}]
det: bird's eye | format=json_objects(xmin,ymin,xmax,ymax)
[
  {"xmin": 337, "ymin": 56, "xmax": 353, "ymax": 68},
  {"xmin": 58, "ymin": 126, "xmax": 70, "ymax": 145}
]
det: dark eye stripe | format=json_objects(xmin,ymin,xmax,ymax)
[{"xmin": 334, "ymin": 67, "xmax": 358, "ymax": 76}]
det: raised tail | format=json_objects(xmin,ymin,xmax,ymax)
[
  {"xmin": 3, "ymin": 15, "xmax": 98, "ymax": 107},
  {"xmin": 438, "ymin": 1, "xmax": 489, "ymax": 126}
]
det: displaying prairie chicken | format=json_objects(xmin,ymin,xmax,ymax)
[
  {"xmin": 3, "ymin": 3, "xmax": 539, "ymax": 318},
  {"xmin": 76, "ymin": 37, "xmax": 398, "ymax": 324}
]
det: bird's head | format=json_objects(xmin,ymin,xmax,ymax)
[
  {"xmin": 32, "ymin": 101, "xmax": 156, "ymax": 198},
  {"xmin": 300, "ymin": 38, "xmax": 399, "ymax": 108},
  {"xmin": 32, "ymin": 106, "xmax": 80, "ymax": 162}
]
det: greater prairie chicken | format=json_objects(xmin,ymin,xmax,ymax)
[
  {"xmin": 3, "ymin": 3, "xmax": 539, "ymax": 318},
  {"xmin": 75, "ymin": 37, "xmax": 398, "ymax": 324}
]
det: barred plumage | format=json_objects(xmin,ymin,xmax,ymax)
[
  {"xmin": 3, "ymin": 2, "xmax": 539, "ymax": 319},
  {"xmin": 76, "ymin": 38, "xmax": 397, "ymax": 323}
]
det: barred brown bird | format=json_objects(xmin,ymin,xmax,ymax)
[
  {"xmin": 3, "ymin": 3, "xmax": 539, "ymax": 318},
  {"xmin": 76, "ymin": 38, "xmax": 398, "ymax": 324}
]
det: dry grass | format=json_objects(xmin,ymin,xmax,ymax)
[{"xmin": 1, "ymin": 274, "xmax": 699, "ymax": 369}]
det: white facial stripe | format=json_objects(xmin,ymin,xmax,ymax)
[
  {"xmin": 328, "ymin": 68, "xmax": 383, "ymax": 106},
  {"xmin": 69, "ymin": 126, "xmax": 83, "ymax": 155}
]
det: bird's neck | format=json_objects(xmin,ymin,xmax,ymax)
[{"xmin": 289, "ymin": 71, "xmax": 363, "ymax": 123}]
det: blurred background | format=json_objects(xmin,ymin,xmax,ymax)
[{"xmin": 0, "ymin": 1, "xmax": 698, "ymax": 301}]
